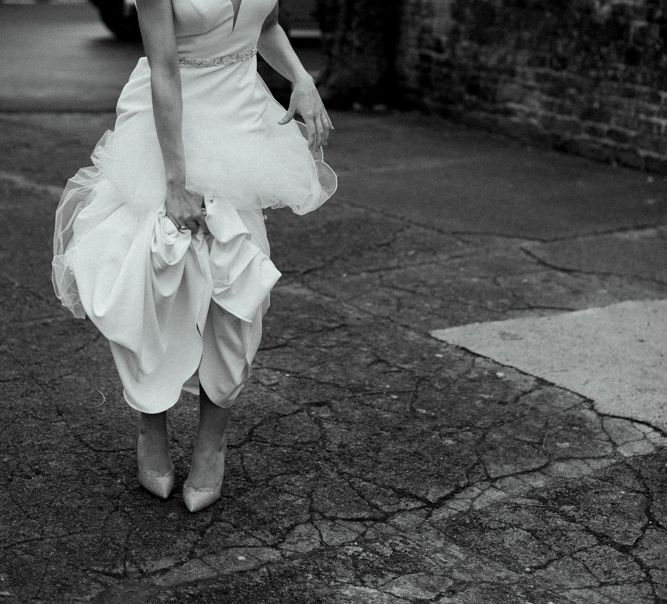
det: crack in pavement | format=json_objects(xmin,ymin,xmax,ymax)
[{"xmin": 2, "ymin": 116, "xmax": 666, "ymax": 603}]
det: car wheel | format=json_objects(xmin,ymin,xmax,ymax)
[{"xmin": 97, "ymin": 0, "xmax": 141, "ymax": 41}]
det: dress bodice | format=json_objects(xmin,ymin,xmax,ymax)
[{"xmin": 173, "ymin": 0, "xmax": 275, "ymax": 60}]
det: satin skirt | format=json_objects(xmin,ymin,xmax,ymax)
[{"xmin": 52, "ymin": 56, "xmax": 337, "ymax": 412}]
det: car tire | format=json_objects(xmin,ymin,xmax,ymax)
[{"xmin": 96, "ymin": 0, "xmax": 141, "ymax": 41}]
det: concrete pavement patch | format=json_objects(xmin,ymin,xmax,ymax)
[{"xmin": 431, "ymin": 300, "xmax": 667, "ymax": 431}]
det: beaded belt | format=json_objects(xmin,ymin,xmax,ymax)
[{"xmin": 177, "ymin": 48, "xmax": 258, "ymax": 68}]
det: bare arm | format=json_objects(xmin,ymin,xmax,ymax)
[
  {"xmin": 258, "ymin": 4, "xmax": 333, "ymax": 150},
  {"xmin": 135, "ymin": 0, "xmax": 205, "ymax": 233},
  {"xmin": 257, "ymin": 5, "xmax": 311, "ymax": 84}
]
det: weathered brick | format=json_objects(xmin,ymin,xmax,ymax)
[{"xmin": 397, "ymin": 0, "xmax": 667, "ymax": 173}]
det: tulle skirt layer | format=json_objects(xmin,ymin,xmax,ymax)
[
  {"xmin": 50, "ymin": 57, "xmax": 336, "ymax": 412},
  {"xmin": 52, "ymin": 57, "xmax": 337, "ymax": 319}
]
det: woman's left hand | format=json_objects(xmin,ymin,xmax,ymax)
[{"xmin": 278, "ymin": 76, "xmax": 334, "ymax": 151}]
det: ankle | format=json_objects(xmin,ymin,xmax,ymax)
[
  {"xmin": 138, "ymin": 412, "xmax": 168, "ymax": 437},
  {"xmin": 194, "ymin": 430, "xmax": 228, "ymax": 452},
  {"xmin": 138, "ymin": 425, "xmax": 167, "ymax": 438},
  {"xmin": 137, "ymin": 429, "xmax": 173, "ymax": 474}
]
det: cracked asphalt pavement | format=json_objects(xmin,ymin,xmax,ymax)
[
  {"xmin": 1, "ymin": 109, "xmax": 666, "ymax": 603},
  {"xmin": 1, "ymin": 8, "xmax": 667, "ymax": 599}
]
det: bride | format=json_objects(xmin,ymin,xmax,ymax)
[{"xmin": 52, "ymin": 0, "xmax": 336, "ymax": 512}]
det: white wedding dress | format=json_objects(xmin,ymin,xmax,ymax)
[{"xmin": 52, "ymin": 0, "xmax": 336, "ymax": 413}]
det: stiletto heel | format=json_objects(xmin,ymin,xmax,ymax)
[{"xmin": 183, "ymin": 434, "xmax": 227, "ymax": 513}]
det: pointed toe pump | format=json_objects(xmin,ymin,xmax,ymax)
[
  {"xmin": 138, "ymin": 463, "xmax": 176, "ymax": 500},
  {"xmin": 183, "ymin": 434, "xmax": 227, "ymax": 513},
  {"xmin": 136, "ymin": 431, "xmax": 175, "ymax": 500},
  {"xmin": 182, "ymin": 480, "xmax": 223, "ymax": 513}
]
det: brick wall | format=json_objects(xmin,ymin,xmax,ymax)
[{"xmin": 396, "ymin": 0, "xmax": 667, "ymax": 172}]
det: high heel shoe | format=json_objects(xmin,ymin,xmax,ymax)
[
  {"xmin": 137, "ymin": 435, "xmax": 175, "ymax": 500},
  {"xmin": 182, "ymin": 435, "xmax": 227, "ymax": 513},
  {"xmin": 182, "ymin": 478, "xmax": 223, "ymax": 513},
  {"xmin": 138, "ymin": 462, "xmax": 176, "ymax": 500}
]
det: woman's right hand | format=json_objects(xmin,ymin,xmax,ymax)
[{"xmin": 165, "ymin": 183, "xmax": 207, "ymax": 234}]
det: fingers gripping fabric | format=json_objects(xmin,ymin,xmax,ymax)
[{"xmin": 66, "ymin": 199, "xmax": 279, "ymax": 413}]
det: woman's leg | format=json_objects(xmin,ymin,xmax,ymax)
[
  {"xmin": 186, "ymin": 302, "xmax": 258, "ymax": 488},
  {"xmin": 187, "ymin": 208, "xmax": 269, "ymax": 490},
  {"xmin": 137, "ymin": 410, "xmax": 172, "ymax": 474},
  {"xmin": 186, "ymin": 386, "xmax": 232, "ymax": 488}
]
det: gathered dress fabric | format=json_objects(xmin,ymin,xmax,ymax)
[{"xmin": 51, "ymin": 0, "xmax": 337, "ymax": 414}]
